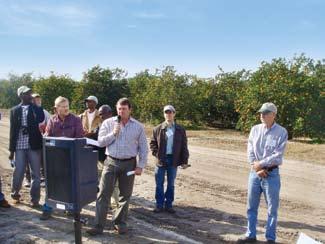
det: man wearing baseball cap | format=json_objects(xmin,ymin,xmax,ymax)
[
  {"xmin": 23, "ymin": 93, "xmax": 52, "ymax": 188},
  {"xmin": 8, "ymin": 86, "xmax": 44, "ymax": 208},
  {"xmin": 80, "ymin": 95, "xmax": 101, "ymax": 139},
  {"xmin": 238, "ymin": 102, "xmax": 288, "ymax": 243},
  {"xmin": 150, "ymin": 105, "xmax": 189, "ymax": 214}
]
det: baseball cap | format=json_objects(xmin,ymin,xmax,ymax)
[
  {"xmin": 17, "ymin": 86, "xmax": 31, "ymax": 96},
  {"xmin": 163, "ymin": 105, "xmax": 176, "ymax": 113},
  {"xmin": 99, "ymin": 104, "xmax": 112, "ymax": 113},
  {"xmin": 258, "ymin": 102, "xmax": 277, "ymax": 114},
  {"xmin": 85, "ymin": 95, "xmax": 98, "ymax": 104},
  {"xmin": 32, "ymin": 93, "xmax": 41, "ymax": 98}
]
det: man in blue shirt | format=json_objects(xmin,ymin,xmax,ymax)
[
  {"xmin": 238, "ymin": 102, "xmax": 288, "ymax": 243},
  {"xmin": 150, "ymin": 105, "xmax": 190, "ymax": 214}
]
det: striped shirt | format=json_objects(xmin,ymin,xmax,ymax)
[
  {"xmin": 16, "ymin": 105, "xmax": 30, "ymax": 150},
  {"xmin": 247, "ymin": 122, "xmax": 288, "ymax": 168},
  {"xmin": 98, "ymin": 116, "xmax": 148, "ymax": 168}
]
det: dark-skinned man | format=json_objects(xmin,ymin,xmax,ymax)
[
  {"xmin": 80, "ymin": 96, "xmax": 101, "ymax": 139},
  {"xmin": 9, "ymin": 86, "xmax": 44, "ymax": 208},
  {"xmin": 96, "ymin": 105, "xmax": 119, "ymax": 209}
]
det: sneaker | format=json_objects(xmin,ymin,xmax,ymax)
[
  {"xmin": 40, "ymin": 211, "xmax": 52, "ymax": 220},
  {"xmin": 86, "ymin": 227, "xmax": 103, "ymax": 236},
  {"xmin": 0, "ymin": 199, "xmax": 11, "ymax": 208},
  {"xmin": 11, "ymin": 194, "xmax": 21, "ymax": 204},
  {"xmin": 114, "ymin": 224, "xmax": 128, "ymax": 234},
  {"xmin": 165, "ymin": 207, "xmax": 176, "ymax": 214},
  {"xmin": 24, "ymin": 180, "xmax": 31, "ymax": 188},
  {"xmin": 153, "ymin": 207, "xmax": 164, "ymax": 213},
  {"xmin": 236, "ymin": 236, "xmax": 257, "ymax": 243},
  {"xmin": 31, "ymin": 202, "xmax": 41, "ymax": 209}
]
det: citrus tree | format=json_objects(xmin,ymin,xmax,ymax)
[
  {"xmin": 236, "ymin": 55, "xmax": 325, "ymax": 140},
  {"xmin": 33, "ymin": 73, "xmax": 76, "ymax": 112}
]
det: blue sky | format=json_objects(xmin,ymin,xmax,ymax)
[{"xmin": 0, "ymin": 0, "xmax": 324, "ymax": 80}]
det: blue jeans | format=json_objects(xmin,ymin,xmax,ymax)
[
  {"xmin": 155, "ymin": 155, "xmax": 177, "ymax": 209},
  {"xmin": 11, "ymin": 149, "xmax": 41, "ymax": 204},
  {"xmin": 0, "ymin": 177, "xmax": 4, "ymax": 201},
  {"xmin": 246, "ymin": 168, "xmax": 281, "ymax": 241}
]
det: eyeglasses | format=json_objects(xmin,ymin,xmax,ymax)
[
  {"xmin": 261, "ymin": 111, "xmax": 272, "ymax": 115},
  {"xmin": 164, "ymin": 110, "xmax": 173, "ymax": 114}
]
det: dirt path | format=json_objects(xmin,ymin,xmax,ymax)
[{"xmin": 0, "ymin": 116, "xmax": 324, "ymax": 243}]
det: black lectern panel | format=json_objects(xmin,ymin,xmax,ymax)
[
  {"xmin": 46, "ymin": 147, "xmax": 72, "ymax": 203},
  {"xmin": 43, "ymin": 137, "xmax": 98, "ymax": 212}
]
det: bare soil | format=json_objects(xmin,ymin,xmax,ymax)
[{"xmin": 0, "ymin": 115, "xmax": 324, "ymax": 243}]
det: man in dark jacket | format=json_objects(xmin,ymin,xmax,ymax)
[
  {"xmin": 150, "ymin": 105, "xmax": 189, "ymax": 214},
  {"xmin": 9, "ymin": 86, "xmax": 44, "ymax": 207}
]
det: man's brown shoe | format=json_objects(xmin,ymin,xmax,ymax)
[
  {"xmin": 40, "ymin": 211, "xmax": 52, "ymax": 220},
  {"xmin": 11, "ymin": 194, "xmax": 21, "ymax": 204},
  {"xmin": 0, "ymin": 199, "xmax": 11, "ymax": 208},
  {"xmin": 31, "ymin": 202, "xmax": 41, "ymax": 209},
  {"xmin": 86, "ymin": 227, "xmax": 103, "ymax": 236},
  {"xmin": 236, "ymin": 236, "xmax": 257, "ymax": 243},
  {"xmin": 153, "ymin": 207, "xmax": 164, "ymax": 213},
  {"xmin": 114, "ymin": 224, "xmax": 128, "ymax": 234},
  {"xmin": 165, "ymin": 207, "xmax": 176, "ymax": 214}
]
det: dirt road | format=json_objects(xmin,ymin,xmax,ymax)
[{"xmin": 0, "ymin": 116, "xmax": 324, "ymax": 243}]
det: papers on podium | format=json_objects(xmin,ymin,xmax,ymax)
[
  {"xmin": 296, "ymin": 233, "xmax": 321, "ymax": 244},
  {"xmin": 86, "ymin": 138, "xmax": 99, "ymax": 147}
]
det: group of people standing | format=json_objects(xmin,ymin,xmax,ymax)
[
  {"xmin": 1, "ymin": 85, "xmax": 190, "ymax": 236},
  {"xmin": 0, "ymin": 85, "xmax": 288, "ymax": 243}
]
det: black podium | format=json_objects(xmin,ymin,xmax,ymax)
[{"xmin": 43, "ymin": 137, "xmax": 98, "ymax": 243}]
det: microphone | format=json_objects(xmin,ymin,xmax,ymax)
[{"xmin": 115, "ymin": 115, "xmax": 121, "ymax": 137}]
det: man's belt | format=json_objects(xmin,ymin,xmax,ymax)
[
  {"xmin": 266, "ymin": 165, "xmax": 278, "ymax": 172},
  {"xmin": 108, "ymin": 155, "xmax": 136, "ymax": 161}
]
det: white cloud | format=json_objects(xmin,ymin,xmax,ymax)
[{"xmin": 0, "ymin": 1, "xmax": 97, "ymax": 36}]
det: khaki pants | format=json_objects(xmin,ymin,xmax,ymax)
[
  {"xmin": 98, "ymin": 161, "xmax": 120, "ymax": 207},
  {"xmin": 95, "ymin": 157, "xmax": 136, "ymax": 229}
]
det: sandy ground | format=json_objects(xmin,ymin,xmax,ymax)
[{"xmin": 0, "ymin": 115, "xmax": 324, "ymax": 244}]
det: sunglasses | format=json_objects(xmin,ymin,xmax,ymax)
[
  {"xmin": 261, "ymin": 111, "xmax": 272, "ymax": 115},
  {"xmin": 164, "ymin": 110, "xmax": 173, "ymax": 114}
]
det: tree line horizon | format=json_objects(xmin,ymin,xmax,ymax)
[{"xmin": 0, "ymin": 54, "xmax": 324, "ymax": 140}]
